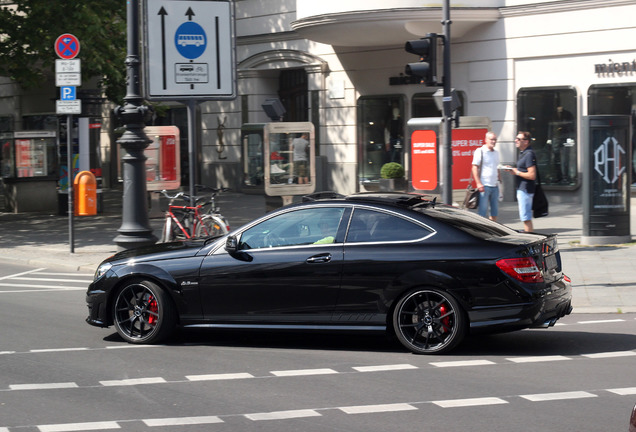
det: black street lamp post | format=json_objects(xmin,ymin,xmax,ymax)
[{"xmin": 114, "ymin": 0, "xmax": 157, "ymax": 250}]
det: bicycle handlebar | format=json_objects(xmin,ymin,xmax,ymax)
[{"xmin": 156, "ymin": 186, "xmax": 230, "ymax": 206}]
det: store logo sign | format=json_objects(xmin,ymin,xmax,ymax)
[
  {"xmin": 594, "ymin": 136, "xmax": 625, "ymax": 184},
  {"xmin": 594, "ymin": 59, "xmax": 636, "ymax": 76}
]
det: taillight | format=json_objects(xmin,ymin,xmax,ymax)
[{"xmin": 496, "ymin": 257, "xmax": 544, "ymax": 283}]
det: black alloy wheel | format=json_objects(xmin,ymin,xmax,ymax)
[
  {"xmin": 113, "ymin": 279, "xmax": 176, "ymax": 344},
  {"xmin": 393, "ymin": 288, "xmax": 466, "ymax": 354}
]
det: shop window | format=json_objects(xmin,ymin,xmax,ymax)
[
  {"xmin": 22, "ymin": 115, "xmax": 58, "ymax": 131},
  {"xmin": 0, "ymin": 116, "xmax": 12, "ymax": 132},
  {"xmin": 357, "ymin": 96, "xmax": 405, "ymax": 182},
  {"xmin": 588, "ymin": 85, "xmax": 636, "ymax": 186},
  {"xmin": 517, "ymin": 88, "xmax": 578, "ymax": 187},
  {"xmin": 279, "ymin": 69, "xmax": 308, "ymax": 122}
]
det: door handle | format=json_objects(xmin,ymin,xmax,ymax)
[{"xmin": 306, "ymin": 253, "xmax": 331, "ymax": 263}]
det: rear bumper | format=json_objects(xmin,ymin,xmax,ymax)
[{"xmin": 468, "ymin": 277, "xmax": 572, "ymax": 333}]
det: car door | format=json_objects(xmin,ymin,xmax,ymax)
[
  {"xmin": 198, "ymin": 206, "xmax": 349, "ymax": 323},
  {"xmin": 335, "ymin": 207, "xmax": 435, "ymax": 323}
]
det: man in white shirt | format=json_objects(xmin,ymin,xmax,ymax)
[{"xmin": 471, "ymin": 131, "xmax": 501, "ymax": 221}]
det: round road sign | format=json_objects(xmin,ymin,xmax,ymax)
[{"xmin": 55, "ymin": 34, "xmax": 81, "ymax": 59}]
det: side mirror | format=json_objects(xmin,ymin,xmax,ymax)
[{"xmin": 225, "ymin": 235, "xmax": 238, "ymax": 253}]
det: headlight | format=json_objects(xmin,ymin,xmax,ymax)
[{"xmin": 94, "ymin": 262, "xmax": 113, "ymax": 281}]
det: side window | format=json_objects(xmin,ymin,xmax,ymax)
[
  {"xmin": 346, "ymin": 208, "xmax": 432, "ymax": 243},
  {"xmin": 238, "ymin": 207, "xmax": 345, "ymax": 250}
]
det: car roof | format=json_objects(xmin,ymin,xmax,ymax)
[{"xmin": 301, "ymin": 191, "xmax": 439, "ymax": 210}]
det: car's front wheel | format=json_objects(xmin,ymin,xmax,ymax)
[
  {"xmin": 392, "ymin": 288, "xmax": 466, "ymax": 354},
  {"xmin": 113, "ymin": 279, "xmax": 176, "ymax": 344}
]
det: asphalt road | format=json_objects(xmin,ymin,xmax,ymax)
[{"xmin": 1, "ymin": 262, "xmax": 635, "ymax": 432}]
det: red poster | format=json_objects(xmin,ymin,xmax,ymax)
[
  {"xmin": 451, "ymin": 129, "xmax": 487, "ymax": 189},
  {"xmin": 160, "ymin": 135, "xmax": 177, "ymax": 181},
  {"xmin": 411, "ymin": 130, "xmax": 438, "ymax": 191}
]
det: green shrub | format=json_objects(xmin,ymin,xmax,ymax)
[{"xmin": 380, "ymin": 162, "xmax": 405, "ymax": 179}]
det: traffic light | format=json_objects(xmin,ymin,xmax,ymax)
[{"xmin": 404, "ymin": 34, "xmax": 438, "ymax": 86}]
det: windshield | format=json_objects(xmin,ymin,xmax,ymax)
[{"xmin": 417, "ymin": 206, "xmax": 518, "ymax": 239}]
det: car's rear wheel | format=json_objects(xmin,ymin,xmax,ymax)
[
  {"xmin": 392, "ymin": 288, "xmax": 466, "ymax": 354},
  {"xmin": 113, "ymin": 279, "xmax": 176, "ymax": 344}
]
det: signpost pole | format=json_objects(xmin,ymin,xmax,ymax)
[
  {"xmin": 186, "ymin": 99, "xmax": 199, "ymax": 210},
  {"xmin": 67, "ymin": 114, "xmax": 74, "ymax": 253}
]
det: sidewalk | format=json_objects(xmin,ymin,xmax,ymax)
[{"xmin": 1, "ymin": 188, "xmax": 635, "ymax": 313}]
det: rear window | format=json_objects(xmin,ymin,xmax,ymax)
[{"xmin": 416, "ymin": 206, "xmax": 518, "ymax": 239}]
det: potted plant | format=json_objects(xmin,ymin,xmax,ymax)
[{"xmin": 379, "ymin": 162, "xmax": 406, "ymax": 191}]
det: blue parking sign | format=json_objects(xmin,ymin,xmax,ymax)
[{"xmin": 61, "ymin": 86, "xmax": 76, "ymax": 101}]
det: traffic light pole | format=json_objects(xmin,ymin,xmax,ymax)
[{"xmin": 441, "ymin": 0, "xmax": 453, "ymax": 205}]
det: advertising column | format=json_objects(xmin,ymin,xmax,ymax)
[{"xmin": 582, "ymin": 115, "xmax": 632, "ymax": 245}]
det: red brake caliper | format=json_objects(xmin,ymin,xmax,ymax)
[
  {"xmin": 439, "ymin": 304, "xmax": 450, "ymax": 333},
  {"xmin": 147, "ymin": 296, "xmax": 158, "ymax": 325}
]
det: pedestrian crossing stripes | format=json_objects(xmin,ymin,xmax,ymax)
[{"xmin": 0, "ymin": 268, "xmax": 92, "ymax": 293}]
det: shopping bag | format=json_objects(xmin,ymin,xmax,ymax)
[
  {"xmin": 532, "ymin": 183, "xmax": 549, "ymax": 218},
  {"xmin": 463, "ymin": 185, "xmax": 480, "ymax": 209}
]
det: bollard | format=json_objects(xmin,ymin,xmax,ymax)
[{"xmin": 74, "ymin": 171, "xmax": 97, "ymax": 216}]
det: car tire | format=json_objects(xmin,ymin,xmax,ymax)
[
  {"xmin": 392, "ymin": 288, "xmax": 466, "ymax": 354},
  {"xmin": 113, "ymin": 279, "xmax": 177, "ymax": 344}
]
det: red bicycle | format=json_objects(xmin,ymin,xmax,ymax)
[{"xmin": 157, "ymin": 187, "xmax": 230, "ymax": 243}]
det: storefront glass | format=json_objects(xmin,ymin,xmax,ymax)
[
  {"xmin": 588, "ymin": 85, "xmax": 636, "ymax": 186},
  {"xmin": 357, "ymin": 96, "xmax": 405, "ymax": 182},
  {"xmin": 517, "ymin": 87, "xmax": 578, "ymax": 187}
]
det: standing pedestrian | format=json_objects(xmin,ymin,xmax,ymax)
[
  {"xmin": 471, "ymin": 131, "xmax": 501, "ymax": 221},
  {"xmin": 507, "ymin": 131, "xmax": 537, "ymax": 232}
]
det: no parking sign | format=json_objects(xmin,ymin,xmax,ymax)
[{"xmin": 54, "ymin": 33, "xmax": 81, "ymax": 60}]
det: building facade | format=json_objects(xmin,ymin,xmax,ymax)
[{"xmin": 2, "ymin": 0, "xmax": 635, "ymax": 209}]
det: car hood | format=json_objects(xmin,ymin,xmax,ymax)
[{"xmin": 104, "ymin": 239, "xmax": 212, "ymax": 265}]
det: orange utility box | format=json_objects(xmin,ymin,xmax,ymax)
[{"xmin": 74, "ymin": 171, "xmax": 97, "ymax": 216}]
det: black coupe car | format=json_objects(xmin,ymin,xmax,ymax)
[{"xmin": 86, "ymin": 192, "xmax": 572, "ymax": 354}]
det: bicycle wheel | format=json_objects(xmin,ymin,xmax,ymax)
[{"xmin": 195, "ymin": 215, "xmax": 226, "ymax": 238}]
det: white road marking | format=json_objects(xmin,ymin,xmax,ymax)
[
  {"xmin": 0, "ymin": 268, "xmax": 46, "ymax": 280},
  {"xmin": 578, "ymin": 319, "xmax": 625, "ymax": 324},
  {"xmin": 433, "ymin": 397, "xmax": 508, "ymax": 408},
  {"xmin": 607, "ymin": 387, "xmax": 636, "ymax": 395},
  {"xmin": 353, "ymin": 364, "xmax": 418, "ymax": 372},
  {"xmin": 38, "ymin": 421, "xmax": 120, "ymax": 432},
  {"xmin": 506, "ymin": 355, "xmax": 571, "ymax": 363},
  {"xmin": 0, "ymin": 284, "xmax": 86, "ymax": 292},
  {"xmin": 245, "ymin": 409, "xmax": 322, "ymax": 421},
  {"xmin": 186, "ymin": 372, "xmax": 254, "ymax": 381},
  {"xmin": 4, "ymin": 384, "xmax": 635, "ymax": 432},
  {"xmin": 12, "ymin": 276, "xmax": 93, "ymax": 283},
  {"xmin": 270, "ymin": 368, "xmax": 338, "ymax": 377},
  {"xmin": 340, "ymin": 403, "xmax": 417, "ymax": 414},
  {"xmin": 582, "ymin": 351, "xmax": 636, "ymax": 358},
  {"xmin": 34, "ymin": 272, "xmax": 93, "ymax": 277},
  {"xmin": 143, "ymin": 416, "xmax": 223, "ymax": 426},
  {"xmin": 10, "ymin": 382, "xmax": 78, "ymax": 390},
  {"xmin": 520, "ymin": 391, "xmax": 597, "ymax": 401},
  {"xmin": 99, "ymin": 377, "xmax": 166, "ymax": 387},
  {"xmin": 430, "ymin": 360, "xmax": 495, "ymax": 368},
  {"xmin": 30, "ymin": 348, "xmax": 89, "ymax": 353}
]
